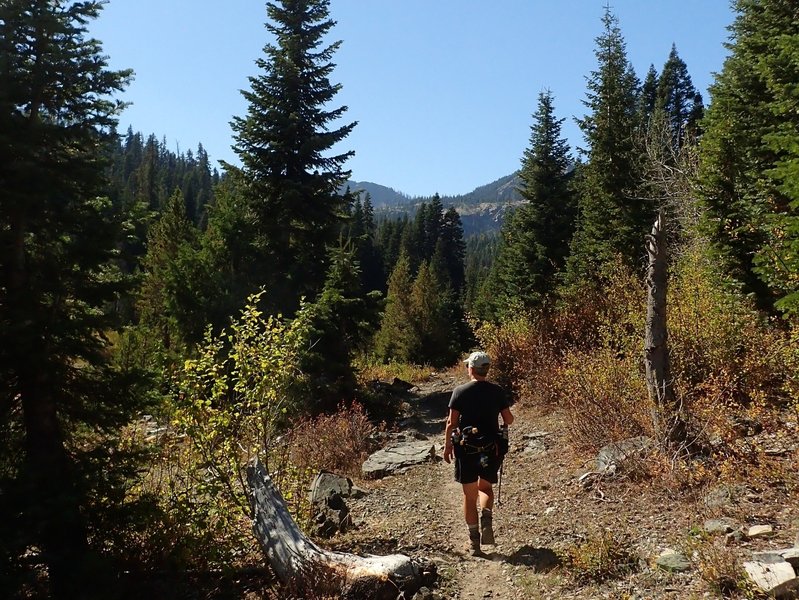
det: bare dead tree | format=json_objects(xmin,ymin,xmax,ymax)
[{"xmin": 645, "ymin": 212, "xmax": 687, "ymax": 448}]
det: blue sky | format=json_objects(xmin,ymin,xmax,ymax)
[{"xmin": 90, "ymin": 1, "xmax": 734, "ymax": 198}]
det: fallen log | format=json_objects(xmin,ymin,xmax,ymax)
[{"xmin": 247, "ymin": 459, "xmax": 431, "ymax": 599}]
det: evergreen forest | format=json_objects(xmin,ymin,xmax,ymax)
[{"xmin": 2, "ymin": 1, "xmax": 798, "ymax": 598}]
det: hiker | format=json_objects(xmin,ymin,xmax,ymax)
[{"xmin": 443, "ymin": 351, "xmax": 514, "ymax": 555}]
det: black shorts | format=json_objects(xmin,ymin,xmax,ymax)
[{"xmin": 454, "ymin": 451, "xmax": 502, "ymax": 484}]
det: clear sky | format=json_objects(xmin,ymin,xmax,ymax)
[{"xmin": 90, "ymin": 1, "xmax": 734, "ymax": 198}]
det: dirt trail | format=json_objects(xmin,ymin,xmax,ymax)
[
  {"xmin": 337, "ymin": 374, "xmax": 549, "ymax": 599},
  {"xmin": 336, "ymin": 371, "xmax": 799, "ymax": 599}
]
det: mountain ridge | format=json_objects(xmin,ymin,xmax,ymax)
[{"xmin": 346, "ymin": 173, "xmax": 523, "ymax": 236}]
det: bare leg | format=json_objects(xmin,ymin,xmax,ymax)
[
  {"xmin": 477, "ymin": 478, "xmax": 494, "ymax": 511},
  {"xmin": 462, "ymin": 482, "xmax": 479, "ymax": 526}
]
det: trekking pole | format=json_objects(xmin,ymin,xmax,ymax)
[
  {"xmin": 497, "ymin": 461, "xmax": 504, "ymax": 506},
  {"xmin": 497, "ymin": 425, "xmax": 509, "ymax": 506}
]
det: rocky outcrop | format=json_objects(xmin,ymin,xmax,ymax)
[{"xmin": 362, "ymin": 441, "xmax": 437, "ymax": 479}]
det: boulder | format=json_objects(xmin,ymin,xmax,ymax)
[
  {"xmin": 656, "ymin": 548, "xmax": 690, "ymax": 573},
  {"xmin": 704, "ymin": 518, "xmax": 736, "ymax": 536},
  {"xmin": 362, "ymin": 441, "xmax": 436, "ymax": 479},
  {"xmin": 595, "ymin": 436, "xmax": 653, "ymax": 474},
  {"xmin": 743, "ymin": 560, "xmax": 798, "ymax": 597}
]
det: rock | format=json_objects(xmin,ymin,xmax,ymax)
[
  {"xmin": 362, "ymin": 441, "xmax": 437, "ymax": 479},
  {"xmin": 703, "ymin": 484, "xmax": 747, "ymax": 508},
  {"xmin": 523, "ymin": 438, "xmax": 548, "ymax": 455},
  {"xmin": 743, "ymin": 560, "xmax": 798, "ymax": 597},
  {"xmin": 391, "ymin": 377, "xmax": 415, "ymax": 391},
  {"xmin": 747, "ymin": 525, "xmax": 774, "ymax": 539},
  {"xmin": 309, "ymin": 471, "xmax": 364, "ymax": 503},
  {"xmin": 656, "ymin": 548, "xmax": 691, "ymax": 572},
  {"xmin": 782, "ymin": 548, "xmax": 799, "ymax": 570},
  {"xmin": 704, "ymin": 519, "xmax": 736, "ymax": 536},
  {"xmin": 595, "ymin": 436, "xmax": 654, "ymax": 474},
  {"xmin": 752, "ymin": 551, "xmax": 788, "ymax": 565}
]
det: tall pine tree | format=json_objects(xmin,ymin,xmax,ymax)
[
  {"xmin": 698, "ymin": 0, "xmax": 799, "ymax": 315},
  {"xmin": 0, "ymin": 1, "xmax": 136, "ymax": 594},
  {"xmin": 228, "ymin": 0, "xmax": 356, "ymax": 314},
  {"xmin": 493, "ymin": 90, "xmax": 576, "ymax": 314},
  {"xmin": 566, "ymin": 7, "xmax": 650, "ymax": 283}
]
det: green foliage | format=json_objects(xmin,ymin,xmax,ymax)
[
  {"xmin": 0, "ymin": 0, "xmax": 148, "ymax": 592},
  {"xmin": 490, "ymin": 90, "xmax": 577, "ymax": 317},
  {"xmin": 136, "ymin": 190, "xmax": 212, "ymax": 350},
  {"xmin": 373, "ymin": 253, "xmax": 416, "ymax": 362},
  {"xmin": 566, "ymin": 7, "xmax": 652, "ymax": 282},
  {"xmin": 374, "ymin": 256, "xmax": 462, "ymax": 368},
  {"xmin": 172, "ymin": 292, "xmax": 312, "ymax": 517},
  {"xmin": 300, "ymin": 243, "xmax": 383, "ymax": 411},
  {"xmin": 698, "ymin": 0, "xmax": 799, "ymax": 315},
  {"xmin": 226, "ymin": 0, "xmax": 355, "ymax": 315}
]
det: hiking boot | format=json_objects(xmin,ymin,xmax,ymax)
[
  {"xmin": 468, "ymin": 530, "xmax": 481, "ymax": 555},
  {"xmin": 480, "ymin": 511, "xmax": 495, "ymax": 545}
]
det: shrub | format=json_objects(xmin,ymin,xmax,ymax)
[
  {"xmin": 289, "ymin": 402, "xmax": 383, "ymax": 478},
  {"xmin": 563, "ymin": 529, "xmax": 638, "ymax": 583},
  {"xmin": 559, "ymin": 348, "xmax": 651, "ymax": 452},
  {"xmin": 117, "ymin": 292, "xmax": 315, "ymax": 570}
]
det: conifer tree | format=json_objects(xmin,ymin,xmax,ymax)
[
  {"xmin": 655, "ymin": 44, "xmax": 703, "ymax": 148},
  {"xmin": 408, "ymin": 261, "xmax": 459, "ymax": 367},
  {"xmin": 698, "ymin": 0, "xmax": 799, "ymax": 314},
  {"xmin": 137, "ymin": 190, "xmax": 214, "ymax": 349},
  {"xmin": 302, "ymin": 243, "xmax": 382, "ymax": 410},
  {"xmin": 374, "ymin": 253, "xmax": 415, "ymax": 362},
  {"xmin": 228, "ymin": 0, "xmax": 355, "ymax": 314},
  {"xmin": 566, "ymin": 7, "xmax": 650, "ymax": 282},
  {"xmin": 0, "ymin": 1, "xmax": 135, "ymax": 594},
  {"xmin": 639, "ymin": 64, "xmax": 659, "ymax": 122},
  {"xmin": 494, "ymin": 90, "xmax": 576, "ymax": 313}
]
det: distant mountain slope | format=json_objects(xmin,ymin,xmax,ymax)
[
  {"xmin": 439, "ymin": 172, "xmax": 521, "ymax": 206},
  {"xmin": 346, "ymin": 172, "xmax": 522, "ymax": 208},
  {"xmin": 347, "ymin": 172, "xmax": 523, "ymax": 236},
  {"xmin": 345, "ymin": 181, "xmax": 413, "ymax": 207}
]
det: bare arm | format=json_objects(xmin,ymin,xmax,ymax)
[
  {"xmin": 443, "ymin": 408, "xmax": 460, "ymax": 463},
  {"xmin": 500, "ymin": 407, "xmax": 514, "ymax": 427}
]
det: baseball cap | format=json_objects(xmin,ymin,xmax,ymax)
[{"xmin": 464, "ymin": 351, "xmax": 490, "ymax": 368}]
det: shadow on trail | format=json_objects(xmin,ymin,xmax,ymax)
[
  {"xmin": 478, "ymin": 545, "xmax": 560, "ymax": 572},
  {"xmin": 411, "ymin": 391, "xmax": 451, "ymax": 437},
  {"xmin": 505, "ymin": 545, "xmax": 560, "ymax": 572}
]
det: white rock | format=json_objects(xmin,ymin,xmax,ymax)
[
  {"xmin": 743, "ymin": 560, "xmax": 796, "ymax": 594},
  {"xmin": 747, "ymin": 525, "xmax": 774, "ymax": 538}
]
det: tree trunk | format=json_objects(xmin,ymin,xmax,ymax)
[
  {"xmin": 644, "ymin": 212, "xmax": 686, "ymax": 448},
  {"xmin": 9, "ymin": 209, "xmax": 90, "ymax": 597},
  {"xmin": 247, "ymin": 459, "xmax": 430, "ymax": 599}
]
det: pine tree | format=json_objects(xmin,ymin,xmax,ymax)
[
  {"xmin": 302, "ymin": 243, "xmax": 382, "ymax": 410},
  {"xmin": 494, "ymin": 90, "xmax": 576, "ymax": 313},
  {"xmin": 137, "ymin": 190, "xmax": 215, "ymax": 349},
  {"xmin": 374, "ymin": 253, "xmax": 416, "ymax": 362},
  {"xmin": 566, "ymin": 7, "xmax": 650, "ymax": 282},
  {"xmin": 0, "ymin": 1, "xmax": 135, "ymax": 594},
  {"xmin": 408, "ymin": 261, "xmax": 459, "ymax": 367},
  {"xmin": 655, "ymin": 44, "xmax": 703, "ymax": 148},
  {"xmin": 639, "ymin": 64, "xmax": 659, "ymax": 122},
  {"xmin": 698, "ymin": 0, "xmax": 799, "ymax": 314},
  {"xmin": 228, "ymin": 0, "xmax": 356, "ymax": 314}
]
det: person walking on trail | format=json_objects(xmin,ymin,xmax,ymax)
[{"xmin": 443, "ymin": 351, "xmax": 514, "ymax": 555}]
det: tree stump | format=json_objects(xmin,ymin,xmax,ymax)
[{"xmin": 247, "ymin": 459, "xmax": 430, "ymax": 599}]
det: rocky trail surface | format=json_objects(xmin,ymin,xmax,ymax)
[{"xmin": 326, "ymin": 373, "xmax": 799, "ymax": 599}]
